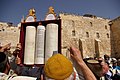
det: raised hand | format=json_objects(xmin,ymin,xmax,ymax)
[
  {"xmin": 0, "ymin": 43, "xmax": 11, "ymax": 52},
  {"xmin": 69, "ymin": 46, "xmax": 83, "ymax": 63},
  {"xmin": 13, "ymin": 43, "xmax": 21, "ymax": 57}
]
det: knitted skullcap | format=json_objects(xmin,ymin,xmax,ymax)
[{"xmin": 44, "ymin": 54, "xmax": 73, "ymax": 79}]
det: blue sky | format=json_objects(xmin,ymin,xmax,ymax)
[{"xmin": 0, "ymin": 0, "xmax": 120, "ymax": 25}]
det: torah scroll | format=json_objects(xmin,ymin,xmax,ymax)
[
  {"xmin": 45, "ymin": 23, "xmax": 58, "ymax": 62},
  {"xmin": 35, "ymin": 25, "xmax": 45, "ymax": 64},
  {"xmin": 24, "ymin": 26, "xmax": 36, "ymax": 65}
]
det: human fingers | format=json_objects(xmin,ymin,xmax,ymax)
[
  {"xmin": 70, "ymin": 46, "xmax": 81, "ymax": 56},
  {"xmin": 1, "ymin": 43, "xmax": 11, "ymax": 51},
  {"xmin": 16, "ymin": 43, "xmax": 21, "ymax": 50},
  {"xmin": 69, "ymin": 46, "xmax": 77, "ymax": 55},
  {"xmin": 70, "ymin": 46, "xmax": 83, "ymax": 62},
  {"xmin": 4, "ymin": 43, "xmax": 11, "ymax": 49}
]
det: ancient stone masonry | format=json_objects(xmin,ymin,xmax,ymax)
[
  {"xmin": 0, "ymin": 22, "xmax": 20, "ymax": 52},
  {"xmin": 110, "ymin": 17, "xmax": 120, "ymax": 59},
  {"xmin": 59, "ymin": 13, "xmax": 111, "ymax": 58},
  {"xmin": 0, "ymin": 9, "xmax": 120, "ymax": 58}
]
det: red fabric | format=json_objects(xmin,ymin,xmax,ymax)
[{"xmin": 19, "ymin": 25, "xmax": 25, "ymax": 64}]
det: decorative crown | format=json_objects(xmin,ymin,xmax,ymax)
[
  {"xmin": 29, "ymin": 8, "xmax": 36, "ymax": 16},
  {"xmin": 48, "ymin": 6, "xmax": 56, "ymax": 16}
]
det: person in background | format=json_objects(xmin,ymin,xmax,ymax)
[
  {"xmin": 44, "ymin": 46, "xmax": 97, "ymax": 80},
  {"xmin": 0, "ymin": 43, "xmax": 37, "ymax": 80},
  {"xmin": 0, "ymin": 51, "xmax": 17, "ymax": 80},
  {"xmin": 104, "ymin": 54, "xmax": 110, "ymax": 66},
  {"xmin": 89, "ymin": 57, "xmax": 111, "ymax": 80}
]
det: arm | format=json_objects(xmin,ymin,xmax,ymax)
[
  {"xmin": 0, "ymin": 43, "xmax": 11, "ymax": 52},
  {"xmin": 70, "ymin": 46, "xmax": 96, "ymax": 80},
  {"xmin": 14, "ymin": 43, "xmax": 22, "ymax": 65}
]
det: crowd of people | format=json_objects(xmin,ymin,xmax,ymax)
[
  {"xmin": 0, "ymin": 43, "xmax": 120, "ymax": 80},
  {"xmin": 83, "ymin": 53, "xmax": 120, "ymax": 80}
]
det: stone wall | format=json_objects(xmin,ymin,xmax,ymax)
[
  {"xmin": 0, "ymin": 13, "xmax": 115, "ymax": 58},
  {"xmin": 110, "ymin": 17, "xmax": 120, "ymax": 58},
  {"xmin": 0, "ymin": 22, "xmax": 20, "ymax": 52},
  {"xmin": 59, "ymin": 13, "xmax": 111, "ymax": 58}
]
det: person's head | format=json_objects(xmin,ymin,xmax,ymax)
[
  {"xmin": 104, "ymin": 54, "xmax": 110, "ymax": 60},
  {"xmin": 113, "ymin": 61, "xmax": 117, "ymax": 67},
  {"xmin": 0, "ymin": 52, "xmax": 10, "ymax": 74},
  {"xmin": 86, "ymin": 59, "xmax": 109, "ymax": 78},
  {"xmin": 98, "ymin": 57, "xmax": 103, "ymax": 63},
  {"xmin": 44, "ymin": 54, "xmax": 74, "ymax": 80}
]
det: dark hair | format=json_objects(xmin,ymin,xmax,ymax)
[
  {"xmin": 104, "ymin": 54, "xmax": 109, "ymax": 59},
  {"xmin": 0, "ymin": 52, "xmax": 8, "ymax": 72}
]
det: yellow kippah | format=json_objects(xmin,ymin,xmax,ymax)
[{"xmin": 44, "ymin": 54, "xmax": 73, "ymax": 80}]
